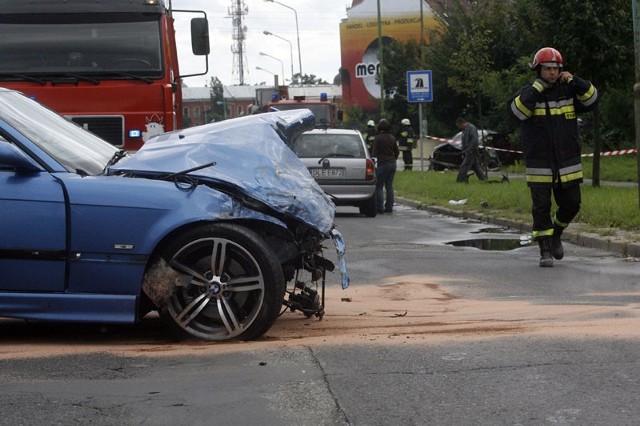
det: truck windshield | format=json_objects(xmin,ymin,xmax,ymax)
[{"xmin": 0, "ymin": 14, "xmax": 163, "ymax": 79}]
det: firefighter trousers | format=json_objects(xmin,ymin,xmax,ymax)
[
  {"xmin": 530, "ymin": 184, "xmax": 581, "ymax": 238},
  {"xmin": 402, "ymin": 149, "xmax": 413, "ymax": 171}
]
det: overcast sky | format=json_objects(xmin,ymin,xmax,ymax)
[{"xmin": 173, "ymin": 0, "xmax": 353, "ymax": 87}]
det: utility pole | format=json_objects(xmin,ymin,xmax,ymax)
[
  {"xmin": 377, "ymin": 0, "xmax": 384, "ymax": 116},
  {"xmin": 633, "ymin": 0, "xmax": 640, "ymax": 207},
  {"xmin": 419, "ymin": 0, "xmax": 425, "ymax": 171}
]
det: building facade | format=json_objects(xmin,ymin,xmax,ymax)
[
  {"xmin": 223, "ymin": 85, "xmax": 260, "ymax": 119},
  {"xmin": 182, "ymin": 84, "xmax": 342, "ymax": 126},
  {"xmin": 181, "ymin": 87, "xmax": 213, "ymax": 127},
  {"xmin": 339, "ymin": 0, "xmax": 441, "ymax": 113}
]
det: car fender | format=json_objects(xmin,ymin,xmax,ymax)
[
  {"xmin": 59, "ymin": 174, "xmax": 288, "ymax": 294},
  {"xmin": 62, "ymin": 173, "xmax": 288, "ymax": 253}
]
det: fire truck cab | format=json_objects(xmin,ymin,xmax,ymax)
[
  {"xmin": 267, "ymin": 91, "xmax": 342, "ymax": 128},
  {"xmin": 0, "ymin": 0, "xmax": 209, "ymax": 150}
]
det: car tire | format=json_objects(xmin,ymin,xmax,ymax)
[
  {"xmin": 359, "ymin": 193, "xmax": 378, "ymax": 217},
  {"xmin": 159, "ymin": 223, "xmax": 285, "ymax": 341}
]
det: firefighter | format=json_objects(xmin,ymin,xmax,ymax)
[
  {"xmin": 509, "ymin": 47, "xmax": 598, "ymax": 267},
  {"xmin": 398, "ymin": 118, "xmax": 415, "ymax": 171},
  {"xmin": 364, "ymin": 120, "xmax": 376, "ymax": 152}
]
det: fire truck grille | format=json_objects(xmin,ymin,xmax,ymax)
[{"xmin": 68, "ymin": 116, "xmax": 124, "ymax": 147}]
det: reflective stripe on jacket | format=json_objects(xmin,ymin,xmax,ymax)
[{"xmin": 398, "ymin": 127, "xmax": 415, "ymax": 150}]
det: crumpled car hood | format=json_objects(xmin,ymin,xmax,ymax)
[{"xmin": 110, "ymin": 109, "xmax": 336, "ymax": 234}]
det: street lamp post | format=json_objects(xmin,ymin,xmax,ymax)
[
  {"xmin": 259, "ymin": 52, "xmax": 285, "ymax": 84},
  {"xmin": 255, "ymin": 66, "xmax": 279, "ymax": 87},
  {"xmin": 264, "ymin": 0, "xmax": 302, "ymax": 79},
  {"xmin": 263, "ymin": 31, "xmax": 294, "ymax": 84}
]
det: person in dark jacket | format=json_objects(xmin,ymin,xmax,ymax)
[
  {"xmin": 455, "ymin": 117, "xmax": 487, "ymax": 182},
  {"xmin": 509, "ymin": 47, "xmax": 598, "ymax": 267},
  {"xmin": 372, "ymin": 118, "xmax": 399, "ymax": 214}
]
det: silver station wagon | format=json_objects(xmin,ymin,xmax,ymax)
[{"xmin": 290, "ymin": 128, "xmax": 377, "ymax": 217}]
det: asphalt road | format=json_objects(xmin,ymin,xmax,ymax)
[{"xmin": 1, "ymin": 204, "xmax": 639, "ymax": 425}]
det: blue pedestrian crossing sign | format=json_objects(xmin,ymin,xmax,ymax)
[{"xmin": 407, "ymin": 70, "xmax": 433, "ymax": 103}]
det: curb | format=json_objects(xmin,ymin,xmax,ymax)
[{"xmin": 396, "ymin": 196, "xmax": 640, "ymax": 258}]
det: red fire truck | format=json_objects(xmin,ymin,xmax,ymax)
[
  {"xmin": 0, "ymin": 0, "xmax": 209, "ymax": 151},
  {"xmin": 267, "ymin": 90, "xmax": 342, "ymax": 128}
]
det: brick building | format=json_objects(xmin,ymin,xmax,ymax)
[
  {"xmin": 182, "ymin": 84, "xmax": 342, "ymax": 126},
  {"xmin": 223, "ymin": 85, "xmax": 261, "ymax": 119},
  {"xmin": 181, "ymin": 86, "xmax": 212, "ymax": 127}
]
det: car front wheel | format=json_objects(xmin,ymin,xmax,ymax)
[{"xmin": 160, "ymin": 223, "xmax": 285, "ymax": 341}]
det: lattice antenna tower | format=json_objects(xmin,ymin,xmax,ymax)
[{"xmin": 229, "ymin": 0, "xmax": 249, "ymax": 85}]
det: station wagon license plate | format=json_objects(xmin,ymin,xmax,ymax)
[{"xmin": 310, "ymin": 167, "xmax": 345, "ymax": 178}]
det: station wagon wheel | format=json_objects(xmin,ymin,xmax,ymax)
[
  {"xmin": 359, "ymin": 193, "xmax": 378, "ymax": 217},
  {"xmin": 161, "ymin": 223, "xmax": 285, "ymax": 341}
]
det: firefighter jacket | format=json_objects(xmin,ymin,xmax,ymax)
[
  {"xmin": 509, "ymin": 75, "xmax": 598, "ymax": 187},
  {"xmin": 398, "ymin": 125, "xmax": 415, "ymax": 151},
  {"xmin": 364, "ymin": 127, "xmax": 376, "ymax": 151}
]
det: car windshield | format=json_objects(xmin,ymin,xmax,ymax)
[
  {"xmin": 292, "ymin": 133, "xmax": 365, "ymax": 158},
  {"xmin": 0, "ymin": 91, "xmax": 117, "ymax": 175}
]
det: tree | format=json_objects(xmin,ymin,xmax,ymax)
[
  {"xmin": 291, "ymin": 73, "xmax": 329, "ymax": 85},
  {"xmin": 208, "ymin": 76, "xmax": 226, "ymax": 122},
  {"xmin": 534, "ymin": 0, "xmax": 634, "ymax": 185},
  {"xmin": 412, "ymin": 0, "xmax": 634, "ymax": 148},
  {"xmin": 379, "ymin": 39, "xmax": 425, "ymax": 132}
]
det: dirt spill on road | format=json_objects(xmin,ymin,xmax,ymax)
[{"xmin": 1, "ymin": 274, "xmax": 639, "ymax": 359}]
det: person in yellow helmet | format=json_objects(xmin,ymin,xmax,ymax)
[
  {"xmin": 509, "ymin": 47, "xmax": 598, "ymax": 267},
  {"xmin": 364, "ymin": 120, "xmax": 376, "ymax": 152},
  {"xmin": 397, "ymin": 118, "xmax": 415, "ymax": 171}
]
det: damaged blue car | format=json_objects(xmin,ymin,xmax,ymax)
[{"xmin": 0, "ymin": 88, "xmax": 348, "ymax": 341}]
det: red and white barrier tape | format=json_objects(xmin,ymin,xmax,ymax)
[
  {"xmin": 582, "ymin": 149, "xmax": 637, "ymax": 157},
  {"xmin": 423, "ymin": 136, "xmax": 637, "ymax": 158},
  {"xmin": 424, "ymin": 135, "xmax": 455, "ymax": 143}
]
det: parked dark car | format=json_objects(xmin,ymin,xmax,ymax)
[
  {"xmin": 429, "ymin": 130, "xmax": 516, "ymax": 172},
  {"xmin": 0, "ymin": 89, "xmax": 348, "ymax": 342}
]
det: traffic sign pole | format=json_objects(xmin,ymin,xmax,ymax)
[{"xmin": 407, "ymin": 70, "xmax": 433, "ymax": 171}]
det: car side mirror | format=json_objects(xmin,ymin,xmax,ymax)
[{"xmin": 0, "ymin": 143, "xmax": 41, "ymax": 173}]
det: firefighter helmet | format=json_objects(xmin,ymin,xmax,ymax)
[
  {"xmin": 530, "ymin": 47, "xmax": 563, "ymax": 69},
  {"xmin": 367, "ymin": 120, "xmax": 375, "ymax": 127},
  {"xmin": 401, "ymin": 118, "xmax": 411, "ymax": 126}
]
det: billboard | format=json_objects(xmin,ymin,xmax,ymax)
[{"xmin": 339, "ymin": 0, "xmax": 440, "ymax": 113}]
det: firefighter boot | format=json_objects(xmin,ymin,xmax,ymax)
[
  {"xmin": 551, "ymin": 226, "xmax": 564, "ymax": 260},
  {"xmin": 538, "ymin": 237, "xmax": 554, "ymax": 267}
]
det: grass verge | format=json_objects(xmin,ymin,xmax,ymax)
[{"xmin": 393, "ymin": 169, "xmax": 640, "ymax": 239}]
